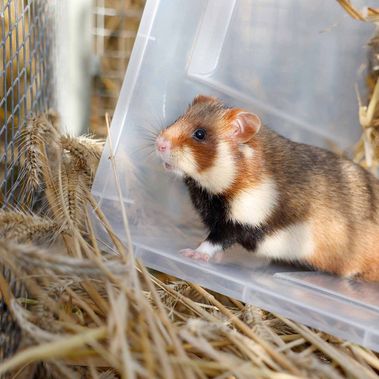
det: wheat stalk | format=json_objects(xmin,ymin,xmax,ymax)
[{"xmin": 0, "ymin": 210, "xmax": 59, "ymax": 243}]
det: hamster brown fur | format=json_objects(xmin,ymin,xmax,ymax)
[{"xmin": 155, "ymin": 95, "xmax": 379, "ymax": 282}]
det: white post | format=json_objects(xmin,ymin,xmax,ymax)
[{"xmin": 55, "ymin": 0, "xmax": 93, "ymax": 135}]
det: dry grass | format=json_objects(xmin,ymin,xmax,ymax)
[
  {"xmin": 0, "ymin": 2, "xmax": 379, "ymax": 378},
  {"xmin": 0, "ymin": 114, "xmax": 378, "ymax": 379},
  {"xmin": 338, "ymin": 1, "xmax": 379, "ymax": 171},
  {"xmin": 91, "ymin": 0, "xmax": 145, "ymax": 136}
]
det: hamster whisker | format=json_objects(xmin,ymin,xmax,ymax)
[
  {"xmin": 139, "ymin": 127, "xmax": 160, "ymax": 142},
  {"xmin": 141, "ymin": 118, "xmax": 162, "ymax": 136},
  {"xmin": 132, "ymin": 143, "xmax": 156, "ymax": 155}
]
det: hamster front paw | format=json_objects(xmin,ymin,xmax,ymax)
[
  {"xmin": 180, "ymin": 241, "xmax": 223, "ymax": 262},
  {"xmin": 180, "ymin": 248, "xmax": 212, "ymax": 261}
]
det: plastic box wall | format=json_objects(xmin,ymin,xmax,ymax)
[{"xmin": 92, "ymin": 0, "xmax": 379, "ymax": 351}]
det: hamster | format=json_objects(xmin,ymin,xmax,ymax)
[{"xmin": 155, "ymin": 95, "xmax": 379, "ymax": 282}]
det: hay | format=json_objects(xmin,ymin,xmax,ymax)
[
  {"xmin": 91, "ymin": 0, "xmax": 145, "ymax": 136},
  {"xmin": 0, "ymin": 1, "xmax": 379, "ymax": 378},
  {"xmin": 0, "ymin": 114, "xmax": 378, "ymax": 379},
  {"xmin": 338, "ymin": 1, "xmax": 379, "ymax": 173}
]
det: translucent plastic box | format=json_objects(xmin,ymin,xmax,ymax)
[{"xmin": 92, "ymin": 0, "xmax": 379, "ymax": 351}]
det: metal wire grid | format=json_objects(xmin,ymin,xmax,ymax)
[
  {"xmin": 0, "ymin": 0, "xmax": 56, "ymax": 206},
  {"xmin": 91, "ymin": 0, "xmax": 144, "ymax": 136}
]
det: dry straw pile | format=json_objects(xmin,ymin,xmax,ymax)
[
  {"xmin": 91, "ymin": 0, "xmax": 145, "ymax": 136},
  {"xmin": 345, "ymin": 1, "xmax": 379, "ymax": 171},
  {"xmin": 0, "ymin": 1, "xmax": 379, "ymax": 379},
  {"xmin": 0, "ymin": 113, "xmax": 378, "ymax": 378}
]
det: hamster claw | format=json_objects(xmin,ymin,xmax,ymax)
[
  {"xmin": 194, "ymin": 252, "xmax": 211, "ymax": 261},
  {"xmin": 180, "ymin": 248, "xmax": 211, "ymax": 262},
  {"xmin": 180, "ymin": 248, "xmax": 196, "ymax": 257}
]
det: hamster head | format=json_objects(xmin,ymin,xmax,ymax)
[{"xmin": 156, "ymin": 95, "xmax": 262, "ymax": 194}]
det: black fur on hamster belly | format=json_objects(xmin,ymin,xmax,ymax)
[{"xmin": 184, "ymin": 177, "xmax": 265, "ymax": 251}]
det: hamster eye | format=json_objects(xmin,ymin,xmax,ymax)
[{"xmin": 193, "ymin": 128, "xmax": 206, "ymax": 141}]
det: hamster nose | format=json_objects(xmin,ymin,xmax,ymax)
[{"xmin": 156, "ymin": 136, "xmax": 170, "ymax": 153}]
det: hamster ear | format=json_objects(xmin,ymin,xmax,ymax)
[
  {"xmin": 230, "ymin": 111, "xmax": 261, "ymax": 143},
  {"xmin": 191, "ymin": 95, "xmax": 219, "ymax": 106}
]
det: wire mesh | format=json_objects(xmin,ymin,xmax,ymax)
[
  {"xmin": 91, "ymin": 0, "xmax": 145, "ymax": 136},
  {"xmin": 0, "ymin": 0, "xmax": 56, "ymax": 207}
]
